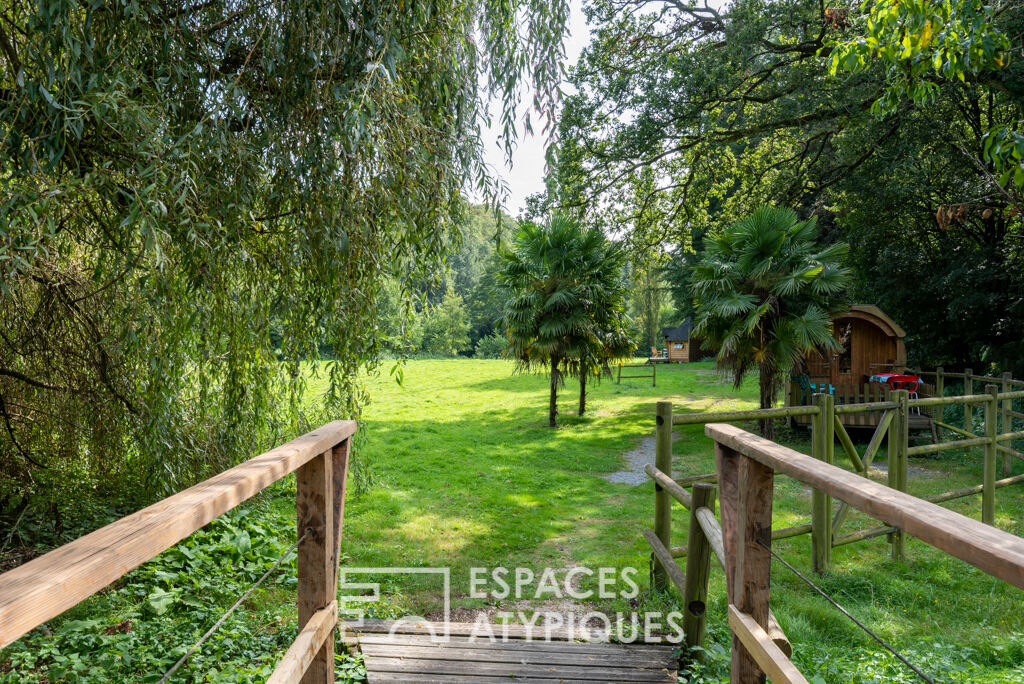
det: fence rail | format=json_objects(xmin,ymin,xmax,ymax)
[
  {"xmin": 646, "ymin": 382, "xmax": 1024, "ymax": 681},
  {"xmin": 0, "ymin": 420, "xmax": 357, "ymax": 683}
]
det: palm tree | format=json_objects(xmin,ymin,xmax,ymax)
[
  {"xmin": 497, "ymin": 215, "xmax": 634, "ymax": 426},
  {"xmin": 691, "ymin": 206, "xmax": 852, "ymax": 437}
]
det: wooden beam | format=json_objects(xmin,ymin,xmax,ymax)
[
  {"xmin": 0, "ymin": 421, "xmax": 357, "ymax": 650},
  {"xmin": 705, "ymin": 423, "xmax": 1024, "ymax": 589},
  {"xmin": 717, "ymin": 443, "xmax": 775, "ymax": 683},
  {"xmin": 267, "ymin": 602, "xmax": 338, "ymax": 684},
  {"xmin": 683, "ymin": 483, "xmax": 715, "ymax": 654},
  {"xmin": 727, "ymin": 605, "xmax": 808, "ymax": 684},
  {"xmin": 642, "ymin": 528, "xmax": 686, "ymax": 597},
  {"xmin": 645, "ymin": 464, "xmax": 692, "ymax": 509},
  {"xmin": 297, "ymin": 451, "xmax": 336, "ymax": 684},
  {"xmin": 653, "ymin": 402, "xmax": 674, "ymax": 592},
  {"xmin": 695, "ymin": 506, "xmax": 792, "ymax": 658}
]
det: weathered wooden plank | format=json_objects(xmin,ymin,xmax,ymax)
[
  {"xmin": 361, "ymin": 656, "xmax": 676, "ymax": 682},
  {"xmin": 0, "ymin": 420, "xmax": 356, "ymax": 649},
  {"xmin": 727, "ymin": 605, "xmax": 808, "ymax": 684},
  {"xmin": 694, "ymin": 506, "xmax": 792, "ymax": 658},
  {"xmin": 297, "ymin": 451, "xmax": 336, "ymax": 684},
  {"xmin": 348, "ymin": 620, "xmax": 609, "ymax": 642},
  {"xmin": 359, "ymin": 643, "xmax": 674, "ymax": 668},
  {"xmin": 705, "ymin": 423, "xmax": 1024, "ymax": 589},
  {"xmin": 267, "ymin": 602, "xmax": 338, "ymax": 684},
  {"xmin": 725, "ymin": 446, "xmax": 775, "ymax": 683},
  {"xmin": 367, "ymin": 674, "xmax": 657, "ymax": 684},
  {"xmin": 355, "ymin": 634, "xmax": 676, "ymax": 657}
]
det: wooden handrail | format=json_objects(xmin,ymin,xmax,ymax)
[
  {"xmin": 705, "ymin": 423, "xmax": 1024, "ymax": 589},
  {"xmin": 268, "ymin": 601, "xmax": 339, "ymax": 683},
  {"xmin": 727, "ymin": 605, "xmax": 807, "ymax": 684},
  {"xmin": 0, "ymin": 420, "xmax": 356, "ymax": 656}
]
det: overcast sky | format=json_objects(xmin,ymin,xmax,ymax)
[{"xmin": 480, "ymin": 0, "xmax": 591, "ymax": 217}]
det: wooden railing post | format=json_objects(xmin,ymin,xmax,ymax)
[
  {"xmin": 887, "ymin": 389, "xmax": 908, "ymax": 560},
  {"xmin": 1002, "ymin": 372, "xmax": 1012, "ymax": 477},
  {"xmin": 716, "ymin": 442, "xmax": 775, "ymax": 684},
  {"xmin": 653, "ymin": 401, "xmax": 673, "ymax": 592},
  {"xmin": 936, "ymin": 366, "xmax": 945, "ymax": 398},
  {"xmin": 964, "ymin": 368, "xmax": 974, "ymax": 432},
  {"xmin": 683, "ymin": 482, "xmax": 716, "ymax": 656},
  {"xmin": 811, "ymin": 393, "xmax": 833, "ymax": 574},
  {"xmin": 297, "ymin": 442, "xmax": 346, "ymax": 684},
  {"xmin": 984, "ymin": 385, "xmax": 998, "ymax": 525}
]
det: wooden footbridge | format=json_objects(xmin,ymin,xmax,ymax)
[
  {"xmin": 2, "ymin": 376, "xmax": 1024, "ymax": 683},
  {"xmin": 344, "ymin": 620, "xmax": 678, "ymax": 682}
]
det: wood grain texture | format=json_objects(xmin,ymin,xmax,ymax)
[
  {"xmin": 652, "ymin": 401, "xmax": 673, "ymax": 592},
  {"xmin": 705, "ymin": 422, "xmax": 1024, "ymax": 589},
  {"xmin": 267, "ymin": 602, "xmax": 338, "ymax": 684},
  {"xmin": 297, "ymin": 451, "xmax": 335, "ymax": 684},
  {"xmin": 682, "ymin": 483, "xmax": 715, "ymax": 652},
  {"xmin": 642, "ymin": 528, "xmax": 687, "ymax": 597},
  {"xmin": 727, "ymin": 606, "xmax": 808, "ymax": 684},
  {"xmin": 0, "ymin": 420, "xmax": 356, "ymax": 649},
  {"xmin": 644, "ymin": 464, "xmax": 692, "ymax": 509}
]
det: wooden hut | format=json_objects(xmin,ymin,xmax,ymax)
[
  {"xmin": 660, "ymin": 320, "xmax": 705, "ymax": 363},
  {"xmin": 804, "ymin": 305, "xmax": 907, "ymax": 386},
  {"xmin": 787, "ymin": 305, "xmax": 931, "ymax": 428}
]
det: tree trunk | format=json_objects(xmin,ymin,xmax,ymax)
[
  {"xmin": 549, "ymin": 357, "xmax": 559, "ymax": 427},
  {"xmin": 578, "ymin": 363, "xmax": 587, "ymax": 416},
  {"xmin": 759, "ymin": 367, "xmax": 776, "ymax": 439}
]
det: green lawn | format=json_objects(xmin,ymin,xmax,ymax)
[{"xmin": 3, "ymin": 359, "xmax": 1023, "ymax": 682}]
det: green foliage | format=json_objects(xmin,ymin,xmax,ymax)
[
  {"xmin": 829, "ymin": 0, "xmax": 1009, "ymax": 114},
  {"xmin": 474, "ymin": 331, "xmax": 508, "ymax": 359},
  {"xmin": 0, "ymin": 0, "xmax": 566, "ymax": 531},
  {"xmin": 496, "ymin": 214, "xmax": 634, "ymax": 424},
  {"xmin": 422, "ymin": 290, "xmax": 472, "ymax": 357},
  {"xmin": 692, "ymin": 207, "xmax": 851, "ymax": 430}
]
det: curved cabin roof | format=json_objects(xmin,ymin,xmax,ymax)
[
  {"xmin": 661, "ymin": 319, "xmax": 694, "ymax": 342},
  {"xmin": 838, "ymin": 305, "xmax": 906, "ymax": 339}
]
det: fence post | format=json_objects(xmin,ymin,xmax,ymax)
[
  {"xmin": 1002, "ymin": 372, "xmax": 1012, "ymax": 477},
  {"xmin": 887, "ymin": 389, "xmax": 908, "ymax": 560},
  {"xmin": 936, "ymin": 366, "xmax": 945, "ymax": 398},
  {"xmin": 716, "ymin": 443, "xmax": 774, "ymax": 684},
  {"xmin": 964, "ymin": 368, "xmax": 974, "ymax": 432},
  {"xmin": 811, "ymin": 393, "xmax": 833, "ymax": 574},
  {"xmin": 652, "ymin": 361, "xmax": 656, "ymax": 388},
  {"xmin": 984, "ymin": 385, "xmax": 998, "ymax": 525},
  {"xmin": 683, "ymin": 482, "xmax": 716, "ymax": 657},
  {"xmin": 653, "ymin": 401, "xmax": 673, "ymax": 592},
  {"xmin": 297, "ymin": 450, "xmax": 336, "ymax": 684}
]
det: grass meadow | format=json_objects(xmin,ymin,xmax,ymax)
[{"xmin": 2, "ymin": 359, "xmax": 1023, "ymax": 682}]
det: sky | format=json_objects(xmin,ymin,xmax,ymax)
[{"xmin": 480, "ymin": 0, "xmax": 592, "ymax": 216}]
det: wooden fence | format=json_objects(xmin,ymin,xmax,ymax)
[
  {"xmin": 644, "ymin": 410, "xmax": 1024, "ymax": 682},
  {"xmin": 655, "ymin": 379, "xmax": 1024, "ymax": 575},
  {"xmin": 0, "ymin": 421, "xmax": 357, "ymax": 684},
  {"xmin": 617, "ymin": 362, "xmax": 656, "ymax": 387}
]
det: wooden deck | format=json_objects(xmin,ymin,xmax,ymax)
[{"xmin": 344, "ymin": 620, "xmax": 679, "ymax": 683}]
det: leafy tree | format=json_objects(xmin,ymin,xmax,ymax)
[
  {"xmin": 0, "ymin": 0, "xmax": 568, "ymax": 530},
  {"xmin": 422, "ymin": 290, "xmax": 472, "ymax": 356},
  {"xmin": 692, "ymin": 207, "xmax": 852, "ymax": 437},
  {"xmin": 474, "ymin": 331, "xmax": 508, "ymax": 359},
  {"xmin": 497, "ymin": 215, "xmax": 633, "ymax": 426}
]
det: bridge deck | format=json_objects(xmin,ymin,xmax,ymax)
[{"xmin": 344, "ymin": 620, "xmax": 679, "ymax": 683}]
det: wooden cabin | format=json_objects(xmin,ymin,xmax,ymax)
[
  {"xmin": 806, "ymin": 305, "xmax": 907, "ymax": 386},
  {"xmin": 787, "ymin": 305, "xmax": 932, "ymax": 430},
  {"xmin": 661, "ymin": 320, "xmax": 705, "ymax": 363}
]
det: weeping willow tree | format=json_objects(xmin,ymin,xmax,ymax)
[{"xmin": 0, "ymin": 0, "xmax": 567, "ymax": 532}]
